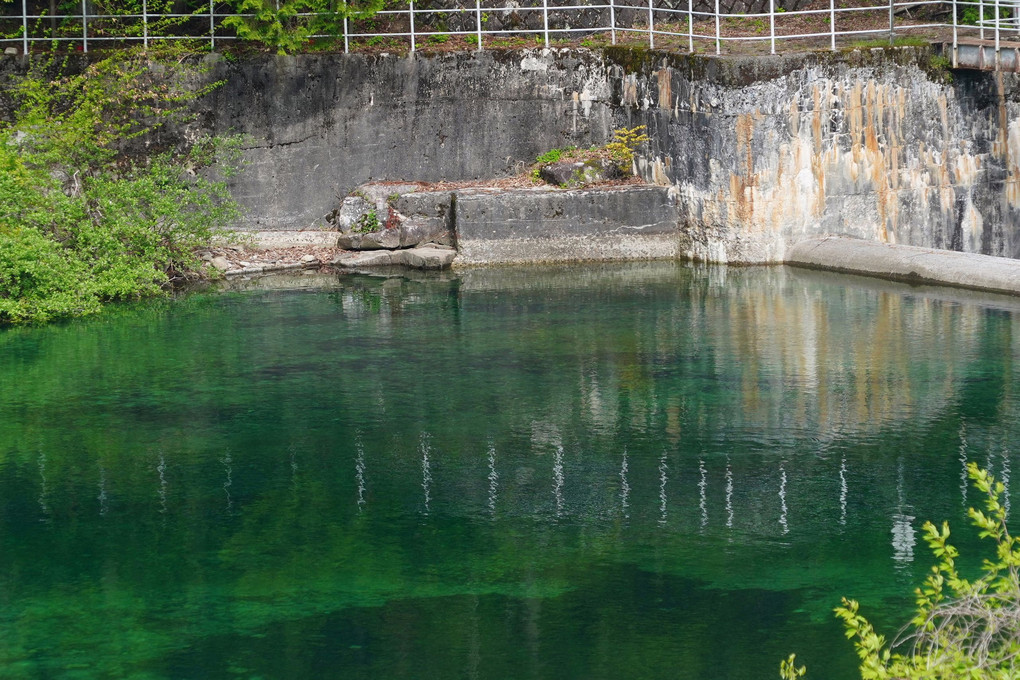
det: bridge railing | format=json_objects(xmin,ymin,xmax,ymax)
[{"xmin": 1, "ymin": 0, "xmax": 1017, "ymax": 59}]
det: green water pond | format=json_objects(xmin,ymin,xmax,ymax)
[{"xmin": 1, "ymin": 261, "xmax": 1018, "ymax": 679}]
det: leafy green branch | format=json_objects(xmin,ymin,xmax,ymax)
[
  {"xmin": 785, "ymin": 463, "xmax": 1020, "ymax": 680},
  {"xmin": 222, "ymin": 0, "xmax": 385, "ymax": 54}
]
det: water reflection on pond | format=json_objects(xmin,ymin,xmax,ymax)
[{"xmin": 0, "ymin": 262, "xmax": 1017, "ymax": 679}]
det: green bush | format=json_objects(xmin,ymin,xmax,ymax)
[
  {"xmin": 959, "ymin": 5, "xmax": 1012, "ymax": 26},
  {"xmin": 222, "ymin": 0, "xmax": 386, "ymax": 54},
  {"xmin": 784, "ymin": 463, "xmax": 1020, "ymax": 679},
  {"xmin": 0, "ymin": 49, "xmax": 240, "ymax": 325}
]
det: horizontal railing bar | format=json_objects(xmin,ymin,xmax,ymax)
[
  {"xmin": 3, "ymin": 0, "xmax": 1017, "ymax": 63},
  {"xmin": 392, "ymin": 4, "xmax": 615, "ymax": 13},
  {"xmin": 1, "ymin": 1, "xmax": 953, "ymax": 22},
  {"xmin": 0, "ymin": 4, "xmax": 965, "ymax": 23}
]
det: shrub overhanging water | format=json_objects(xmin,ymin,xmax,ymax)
[{"xmin": 0, "ymin": 48, "xmax": 241, "ymax": 324}]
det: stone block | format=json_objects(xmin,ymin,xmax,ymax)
[
  {"xmin": 454, "ymin": 185, "xmax": 677, "ymax": 264},
  {"xmin": 332, "ymin": 251, "xmax": 396, "ymax": 268},
  {"xmin": 399, "ymin": 247, "xmax": 457, "ymax": 270}
]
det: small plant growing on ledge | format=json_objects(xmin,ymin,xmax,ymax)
[
  {"xmin": 605, "ymin": 125, "xmax": 650, "ymax": 166},
  {"xmin": 535, "ymin": 147, "xmax": 573, "ymax": 165},
  {"xmin": 352, "ymin": 210, "xmax": 381, "ymax": 233},
  {"xmin": 528, "ymin": 127, "xmax": 649, "ymax": 188}
]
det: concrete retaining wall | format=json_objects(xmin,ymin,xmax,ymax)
[
  {"xmin": 191, "ymin": 50, "xmax": 616, "ymax": 231},
  {"xmin": 179, "ymin": 47, "xmax": 1020, "ymax": 265}
]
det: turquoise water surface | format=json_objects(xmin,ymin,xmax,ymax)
[{"xmin": 1, "ymin": 261, "xmax": 1018, "ymax": 679}]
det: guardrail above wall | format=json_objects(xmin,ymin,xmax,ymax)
[{"xmin": 1, "ymin": 0, "xmax": 1018, "ymax": 64}]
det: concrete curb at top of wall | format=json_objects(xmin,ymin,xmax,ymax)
[{"xmin": 786, "ymin": 237, "xmax": 1020, "ymax": 297}]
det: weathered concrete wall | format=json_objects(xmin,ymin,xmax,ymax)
[
  {"xmin": 184, "ymin": 47, "xmax": 1020, "ymax": 264},
  {"xmin": 616, "ymin": 48, "xmax": 1020, "ymax": 262},
  {"xmin": 192, "ymin": 50, "xmax": 617, "ymax": 230}
]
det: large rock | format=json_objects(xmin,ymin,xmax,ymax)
[
  {"xmin": 331, "ymin": 246, "xmax": 456, "ymax": 270},
  {"xmin": 337, "ymin": 226, "xmax": 402, "ymax": 250},
  {"xmin": 332, "ymin": 185, "xmax": 455, "ymax": 251},
  {"xmin": 332, "ymin": 251, "xmax": 397, "ymax": 267},
  {"xmin": 392, "ymin": 191, "xmax": 455, "ymax": 247},
  {"xmin": 331, "ymin": 193, "xmax": 399, "ymax": 249},
  {"xmin": 539, "ymin": 159, "xmax": 624, "ymax": 187},
  {"xmin": 399, "ymin": 246, "xmax": 457, "ymax": 270},
  {"xmin": 330, "ymin": 195, "xmax": 374, "ymax": 232}
]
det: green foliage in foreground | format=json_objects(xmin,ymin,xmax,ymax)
[
  {"xmin": 0, "ymin": 49, "xmax": 241, "ymax": 324},
  {"xmin": 784, "ymin": 463, "xmax": 1020, "ymax": 679}
]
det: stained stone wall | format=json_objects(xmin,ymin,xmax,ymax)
[{"xmin": 614, "ymin": 49, "xmax": 1020, "ymax": 262}]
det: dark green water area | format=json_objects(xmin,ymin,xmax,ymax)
[{"xmin": 1, "ymin": 261, "xmax": 1019, "ymax": 679}]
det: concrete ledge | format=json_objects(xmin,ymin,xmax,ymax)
[
  {"xmin": 242, "ymin": 231, "xmax": 340, "ymax": 249},
  {"xmin": 787, "ymin": 237, "xmax": 1020, "ymax": 296},
  {"xmin": 455, "ymin": 234, "xmax": 679, "ymax": 265},
  {"xmin": 455, "ymin": 185, "xmax": 678, "ymax": 265}
]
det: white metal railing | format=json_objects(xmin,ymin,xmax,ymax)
[{"xmin": 2, "ymin": 0, "xmax": 1020, "ymax": 59}]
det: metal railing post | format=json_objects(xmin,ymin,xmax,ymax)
[
  {"xmin": 21, "ymin": 0, "xmax": 28, "ymax": 54},
  {"xmin": 952, "ymin": 0, "xmax": 958, "ymax": 66},
  {"xmin": 344, "ymin": 15, "xmax": 349, "ymax": 52},
  {"xmin": 610, "ymin": 0, "xmax": 616, "ymax": 44},
  {"xmin": 769, "ymin": 0, "xmax": 775, "ymax": 54},
  {"xmin": 475, "ymin": 0, "xmax": 482, "ymax": 50},
  {"xmin": 980, "ymin": 0, "xmax": 985, "ymax": 39},
  {"xmin": 888, "ymin": 0, "xmax": 894, "ymax": 44},
  {"xmin": 995, "ymin": 0, "xmax": 1001, "ymax": 66},
  {"xmin": 543, "ymin": 0, "xmax": 549, "ymax": 48},
  {"xmin": 687, "ymin": 0, "xmax": 693, "ymax": 51},
  {"xmin": 409, "ymin": 0, "xmax": 415, "ymax": 51},
  {"xmin": 210, "ymin": 0, "xmax": 216, "ymax": 51},
  {"xmin": 143, "ymin": 0, "xmax": 149, "ymax": 49},
  {"xmin": 82, "ymin": 0, "xmax": 88, "ymax": 52},
  {"xmin": 648, "ymin": 0, "xmax": 654, "ymax": 47},
  {"xmin": 830, "ymin": 0, "xmax": 835, "ymax": 50},
  {"xmin": 714, "ymin": 0, "xmax": 720, "ymax": 53}
]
